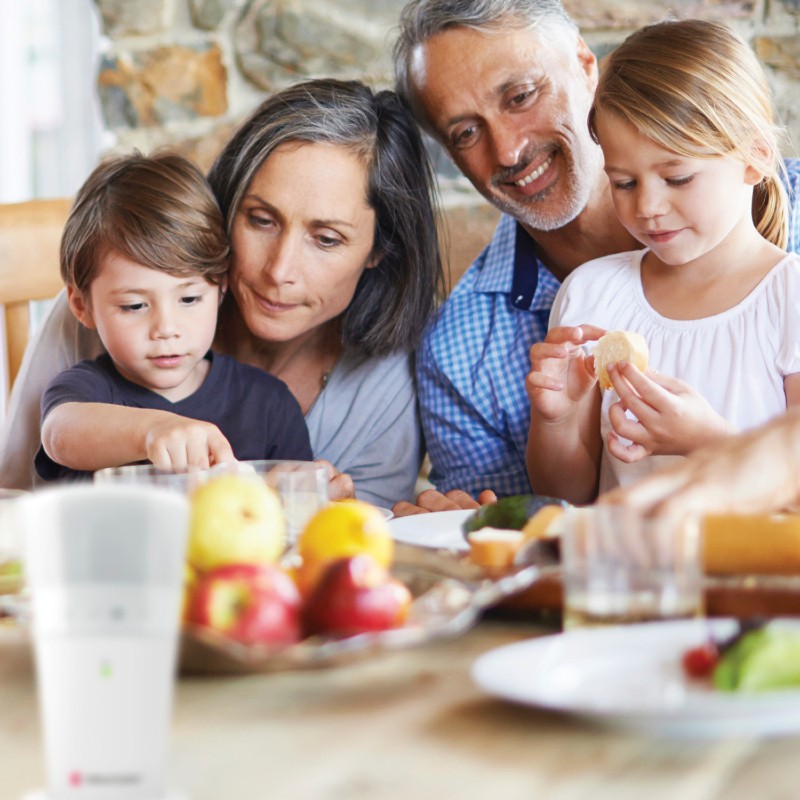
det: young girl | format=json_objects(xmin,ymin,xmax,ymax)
[{"xmin": 526, "ymin": 19, "xmax": 800, "ymax": 504}]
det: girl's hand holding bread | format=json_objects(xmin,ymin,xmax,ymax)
[
  {"xmin": 526, "ymin": 324, "xmax": 606, "ymax": 422},
  {"xmin": 526, "ymin": 324, "xmax": 607, "ymax": 504},
  {"xmin": 605, "ymin": 362, "xmax": 736, "ymax": 462}
]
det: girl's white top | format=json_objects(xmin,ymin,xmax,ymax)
[{"xmin": 550, "ymin": 249, "xmax": 800, "ymax": 493}]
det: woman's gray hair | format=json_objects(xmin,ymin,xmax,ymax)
[
  {"xmin": 208, "ymin": 78, "xmax": 445, "ymax": 357},
  {"xmin": 393, "ymin": 0, "xmax": 578, "ymax": 129}
]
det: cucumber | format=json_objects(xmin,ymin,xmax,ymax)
[
  {"xmin": 714, "ymin": 626, "xmax": 800, "ymax": 692},
  {"xmin": 462, "ymin": 494, "xmax": 569, "ymax": 538}
]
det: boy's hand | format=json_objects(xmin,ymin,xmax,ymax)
[
  {"xmin": 526, "ymin": 324, "xmax": 606, "ymax": 423},
  {"xmin": 145, "ymin": 418, "xmax": 235, "ymax": 471},
  {"xmin": 605, "ymin": 361, "xmax": 734, "ymax": 462}
]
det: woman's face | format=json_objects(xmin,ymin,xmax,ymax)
[{"xmin": 229, "ymin": 141, "xmax": 377, "ymax": 347}]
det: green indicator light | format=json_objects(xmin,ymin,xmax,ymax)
[{"xmin": 100, "ymin": 661, "xmax": 112, "ymax": 679}]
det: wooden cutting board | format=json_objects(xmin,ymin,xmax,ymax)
[{"xmin": 499, "ymin": 572, "xmax": 800, "ymax": 619}]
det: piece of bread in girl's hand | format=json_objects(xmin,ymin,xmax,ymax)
[{"xmin": 593, "ymin": 330, "xmax": 649, "ymax": 390}]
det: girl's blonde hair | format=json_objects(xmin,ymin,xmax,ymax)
[{"xmin": 589, "ymin": 19, "xmax": 788, "ymax": 249}]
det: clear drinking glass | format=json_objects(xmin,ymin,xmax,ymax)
[
  {"xmin": 94, "ymin": 464, "xmax": 203, "ymax": 493},
  {"xmin": 560, "ymin": 505, "xmax": 704, "ymax": 630},
  {"xmin": 0, "ymin": 488, "xmax": 29, "ymax": 597},
  {"xmin": 206, "ymin": 460, "xmax": 330, "ymax": 542}
]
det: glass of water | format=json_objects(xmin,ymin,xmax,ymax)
[
  {"xmin": 94, "ymin": 464, "xmax": 202, "ymax": 493},
  {"xmin": 0, "ymin": 488, "xmax": 29, "ymax": 600},
  {"xmin": 206, "ymin": 460, "xmax": 330, "ymax": 542},
  {"xmin": 560, "ymin": 505, "xmax": 704, "ymax": 630}
]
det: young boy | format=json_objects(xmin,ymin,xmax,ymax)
[{"xmin": 35, "ymin": 152, "xmax": 312, "ymax": 481}]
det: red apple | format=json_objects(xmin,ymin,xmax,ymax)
[
  {"xmin": 302, "ymin": 555, "xmax": 413, "ymax": 637},
  {"xmin": 186, "ymin": 563, "xmax": 302, "ymax": 647}
]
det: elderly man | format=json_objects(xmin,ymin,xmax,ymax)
[{"xmin": 391, "ymin": 0, "xmax": 800, "ymax": 514}]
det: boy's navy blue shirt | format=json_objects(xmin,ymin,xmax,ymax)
[{"xmin": 35, "ymin": 352, "xmax": 313, "ymax": 481}]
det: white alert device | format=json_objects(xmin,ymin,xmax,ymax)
[{"xmin": 21, "ymin": 484, "xmax": 189, "ymax": 800}]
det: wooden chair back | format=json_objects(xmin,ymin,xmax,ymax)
[{"xmin": 0, "ymin": 198, "xmax": 70, "ymax": 392}]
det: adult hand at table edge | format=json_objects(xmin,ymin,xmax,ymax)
[
  {"xmin": 598, "ymin": 409, "xmax": 800, "ymax": 520},
  {"xmin": 315, "ymin": 459, "xmax": 355, "ymax": 501},
  {"xmin": 392, "ymin": 487, "xmax": 498, "ymax": 517}
]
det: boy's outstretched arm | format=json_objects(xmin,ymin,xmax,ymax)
[
  {"xmin": 525, "ymin": 325, "xmax": 605, "ymax": 504},
  {"xmin": 41, "ymin": 402, "xmax": 236, "ymax": 472}
]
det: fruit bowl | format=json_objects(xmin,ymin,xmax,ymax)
[{"xmin": 178, "ymin": 542, "xmax": 543, "ymax": 674}]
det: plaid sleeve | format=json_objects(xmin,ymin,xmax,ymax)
[
  {"xmin": 784, "ymin": 158, "xmax": 800, "ymax": 256},
  {"xmin": 417, "ymin": 319, "xmax": 527, "ymax": 497},
  {"xmin": 416, "ymin": 215, "xmax": 561, "ymax": 498}
]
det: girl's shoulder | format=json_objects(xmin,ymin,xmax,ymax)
[
  {"xmin": 763, "ymin": 251, "xmax": 800, "ymax": 287},
  {"xmin": 778, "ymin": 251, "xmax": 800, "ymax": 270},
  {"xmin": 552, "ymin": 251, "xmax": 646, "ymax": 329}
]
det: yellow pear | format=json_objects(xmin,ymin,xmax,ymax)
[{"xmin": 188, "ymin": 475, "xmax": 285, "ymax": 571}]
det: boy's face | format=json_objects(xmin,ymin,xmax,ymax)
[{"xmin": 68, "ymin": 251, "xmax": 223, "ymax": 402}]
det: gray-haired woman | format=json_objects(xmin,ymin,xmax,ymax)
[{"xmin": 0, "ymin": 79, "xmax": 445, "ymax": 507}]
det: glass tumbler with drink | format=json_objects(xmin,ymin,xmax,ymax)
[
  {"xmin": 560, "ymin": 505, "xmax": 704, "ymax": 630},
  {"xmin": 0, "ymin": 488, "xmax": 29, "ymax": 612},
  {"xmin": 206, "ymin": 460, "xmax": 330, "ymax": 542},
  {"xmin": 94, "ymin": 463, "xmax": 202, "ymax": 493},
  {"xmin": 96, "ymin": 460, "xmax": 330, "ymax": 542}
]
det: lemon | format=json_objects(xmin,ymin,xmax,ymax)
[
  {"xmin": 188, "ymin": 475, "xmax": 286, "ymax": 570},
  {"xmin": 295, "ymin": 500, "xmax": 393, "ymax": 594}
]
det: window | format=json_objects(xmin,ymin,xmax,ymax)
[{"xmin": 0, "ymin": 0, "xmax": 107, "ymax": 413}]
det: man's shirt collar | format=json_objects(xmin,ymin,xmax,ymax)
[{"xmin": 473, "ymin": 214, "xmax": 557, "ymax": 311}]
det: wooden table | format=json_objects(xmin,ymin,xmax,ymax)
[{"xmin": 2, "ymin": 618, "xmax": 799, "ymax": 800}]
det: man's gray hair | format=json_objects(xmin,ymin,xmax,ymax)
[{"xmin": 393, "ymin": 0, "xmax": 578, "ymax": 127}]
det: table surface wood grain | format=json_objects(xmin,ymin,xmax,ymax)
[{"xmin": 2, "ymin": 618, "xmax": 798, "ymax": 800}]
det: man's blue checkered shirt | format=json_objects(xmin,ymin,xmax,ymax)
[{"xmin": 418, "ymin": 158, "xmax": 800, "ymax": 498}]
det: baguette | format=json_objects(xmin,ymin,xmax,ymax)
[
  {"xmin": 703, "ymin": 514, "xmax": 800, "ymax": 575},
  {"xmin": 594, "ymin": 330, "xmax": 649, "ymax": 390},
  {"xmin": 467, "ymin": 505, "xmax": 565, "ymax": 568}
]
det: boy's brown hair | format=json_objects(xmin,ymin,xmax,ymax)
[{"xmin": 61, "ymin": 151, "xmax": 230, "ymax": 295}]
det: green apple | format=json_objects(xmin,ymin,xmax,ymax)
[{"xmin": 188, "ymin": 475, "xmax": 286, "ymax": 571}]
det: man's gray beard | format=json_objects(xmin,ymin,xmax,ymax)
[{"xmin": 489, "ymin": 172, "xmax": 588, "ymax": 233}]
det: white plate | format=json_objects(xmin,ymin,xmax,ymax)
[
  {"xmin": 375, "ymin": 506, "xmax": 394, "ymax": 521},
  {"xmin": 472, "ymin": 619, "xmax": 800, "ymax": 739},
  {"xmin": 388, "ymin": 509, "xmax": 472, "ymax": 551}
]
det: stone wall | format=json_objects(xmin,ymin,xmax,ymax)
[{"xmin": 95, "ymin": 0, "xmax": 800, "ymax": 284}]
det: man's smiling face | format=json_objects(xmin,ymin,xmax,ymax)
[{"xmin": 410, "ymin": 22, "xmax": 604, "ymax": 232}]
